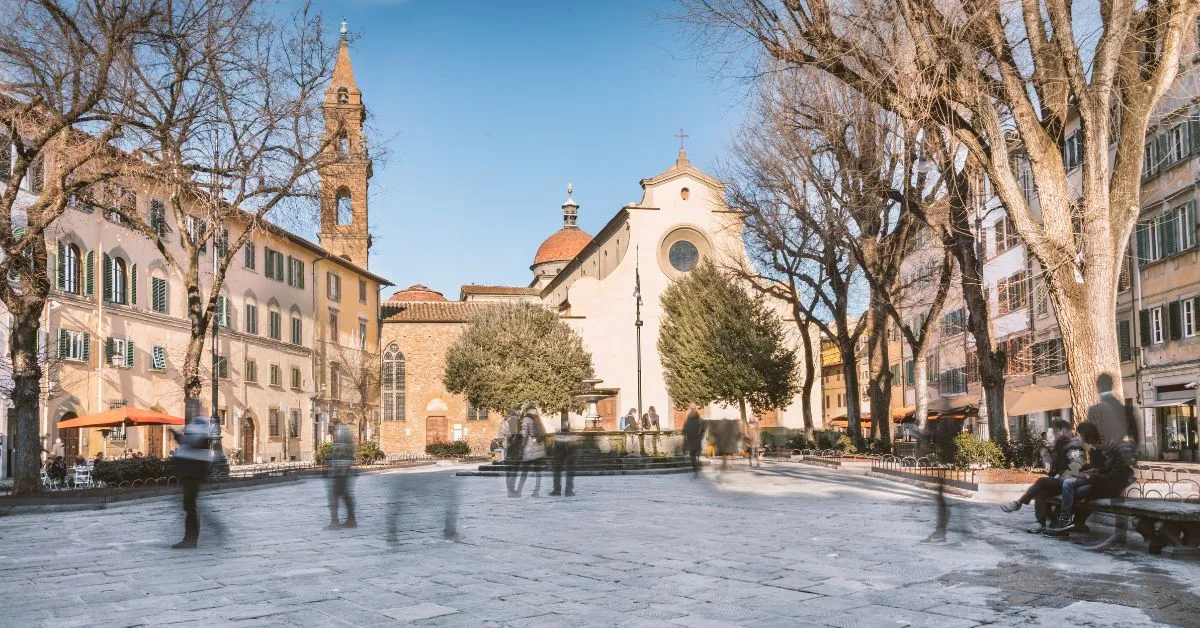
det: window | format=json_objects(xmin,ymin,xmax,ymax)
[
  {"xmin": 888, "ymin": 363, "xmax": 900, "ymax": 384},
  {"xmin": 245, "ymin": 359, "xmax": 258, "ymax": 383},
  {"xmin": 330, "ymin": 363, "xmax": 341, "ymax": 400},
  {"xmin": 106, "ymin": 337, "xmax": 133, "ymax": 368},
  {"xmin": 218, "ymin": 409, "xmax": 227, "ymax": 428},
  {"xmin": 269, "ymin": 409, "xmax": 281, "ymax": 438},
  {"xmin": 54, "ymin": 242, "xmax": 80, "ymax": 295},
  {"xmin": 268, "ymin": 311, "xmax": 281, "ymax": 340},
  {"xmin": 1018, "ymin": 168, "xmax": 1035, "ymax": 206},
  {"xmin": 1032, "ymin": 339, "xmax": 1066, "ymax": 375},
  {"xmin": 151, "ymin": 345, "xmax": 167, "ymax": 371},
  {"xmin": 217, "ymin": 296, "xmax": 229, "ymax": 328},
  {"xmin": 926, "ymin": 353, "xmax": 939, "ymax": 385},
  {"xmin": 467, "ymin": 405, "xmax": 489, "ymax": 421},
  {"xmin": 1118, "ymin": 320, "xmax": 1134, "ymax": 363},
  {"xmin": 328, "ymin": 311, "xmax": 338, "ymax": 342},
  {"xmin": 289, "ymin": 410, "xmax": 300, "ymax": 438},
  {"xmin": 1152, "ymin": 307, "xmax": 1165, "ymax": 344},
  {"xmin": 327, "ymin": 272, "xmax": 341, "ymax": 301},
  {"xmin": 940, "ymin": 367, "xmax": 967, "ymax": 395},
  {"xmin": 942, "ymin": 308, "xmax": 966, "ymax": 336},
  {"xmin": 245, "ymin": 304, "xmax": 258, "ymax": 335},
  {"xmin": 214, "ymin": 228, "xmax": 230, "ymax": 260},
  {"xmin": 151, "ymin": 277, "xmax": 168, "ymax": 314},
  {"xmin": 291, "ymin": 366, "xmax": 302, "ymax": 390},
  {"xmin": 149, "ymin": 200, "xmax": 168, "ymax": 237},
  {"xmin": 1168, "ymin": 124, "xmax": 1189, "ymax": 165},
  {"xmin": 1186, "ymin": 299, "xmax": 1197, "ymax": 338},
  {"xmin": 1004, "ymin": 335, "xmax": 1031, "ymax": 375},
  {"xmin": 382, "ymin": 344, "xmax": 405, "ymax": 421},
  {"xmin": 1176, "ymin": 201, "xmax": 1197, "ymax": 251},
  {"xmin": 264, "ymin": 248, "xmax": 277, "ymax": 280},
  {"xmin": 57, "ymin": 330, "xmax": 90, "ymax": 362},
  {"xmin": 105, "ymin": 255, "xmax": 128, "ymax": 305},
  {"xmin": 287, "ymin": 257, "xmax": 305, "ymax": 289},
  {"xmin": 358, "ymin": 320, "xmax": 368, "ymax": 350},
  {"xmin": 337, "ymin": 132, "xmax": 350, "ymax": 157},
  {"xmin": 215, "ymin": 355, "xmax": 229, "ymax": 379},
  {"xmin": 1144, "ymin": 137, "xmax": 1160, "ymax": 179},
  {"xmin": 269, "ymin": 363, "xmax": 282, "ymax": 386},
  {"xmin": 668, "ymin": 240, "xmax": 700, "ymax": 272},
  {"xmin": 337, "ymin": 189, "xmax": 353, "ymax": 225},
  {"xmin": 359, "ymin": 278, "xmax": 368, "ymax": 303},
  {"xmin": 997, "ymin": 271, "xmax": 1029, "ymax": 314},
  {"xmin": 184, "ymin": 216, "xmax": 207, "ymax": 252},
  {"xmin": 994, "ymin": 217, "xmax": 1020, "ymax": 254},
  {"xmin": 290, "ymin": 315, "xmax": 302, "ymax": 345},
  {"xmin": 1062, "ymin": 129, "xmax": 1083, "ymax": 171},
  {"xmin": 904, "ymin": 360, "xmax": 915, "ymax": 387},
  {"xmin": 1137, "ymin": 219, "xmax": 1160, "ymax": 266},
  {"xmin": 244, "ymin": 243, "xmax": 256, "ymax": 270}
]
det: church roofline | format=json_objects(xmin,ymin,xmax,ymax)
[{"xmin": 538, "ymin": 207, "xmax": 631, "ymax": 298}]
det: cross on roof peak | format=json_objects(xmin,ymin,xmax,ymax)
[{"xmin": 674, "ymin": 128, "xmax": 689, "ymax": 150}]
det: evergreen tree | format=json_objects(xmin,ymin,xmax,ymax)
[
  {"xmin": 659, "ymin": 262, "xmax": 800, "ymax": 421},
  {"xmin": 444, "ymin": 302, "xmax": 594, "ymax": 414}
]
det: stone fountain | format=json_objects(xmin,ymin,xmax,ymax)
[{"xmin": 569, "ymin": 378, "xmax": 618, "ymax": 431}]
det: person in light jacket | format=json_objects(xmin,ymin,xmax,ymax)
[
  {"xmin": 169, "ymin": 410, "xmax": 213, "ymax": 549},
  {"xmin": 517, "ymin": 407, "xmax": 547, "ymax": 497}
]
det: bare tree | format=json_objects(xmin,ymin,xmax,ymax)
[
  {"xmin": 0, "ymin": 0, "xmax": 154, "ymax": 494},
  {"xmin": 683, "ymin": 0, "xmax": 1200, "ymax": 415},
  {"xmin": 106, "ymin": 0, "xmax": 342, "ymax": 417},
  {"xmin": 320, "ymin": 336, "xmax": 380, "ymax": 446}
]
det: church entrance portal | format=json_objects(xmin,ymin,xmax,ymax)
[{"xmin": 426, "ymin": 416, "xmax": 448, "ymax": 447}]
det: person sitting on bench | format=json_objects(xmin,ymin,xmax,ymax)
[
  {"xmin": 1045, "ymin": 420, "xmax": 1135, "ymax": 536},
  {"xmin": 1000, "ymin": 419, "xmax": 1082, "ymax": 533}
]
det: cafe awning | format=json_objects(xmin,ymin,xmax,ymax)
[
  {"xmin": 932, "ymin": 404, "xmax": 978, "ymax": 421},
  {"xmin": 57, "ymin": 408, "xmax": 184, "ymax": 429},
  {"xmin": 1006, "ymin": 385, "xmax": 1072, "ymax": 416}
]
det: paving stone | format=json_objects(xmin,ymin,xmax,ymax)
[{"xmin": 380, "ymin": 602, "xmax": 459, "ymax": 621}]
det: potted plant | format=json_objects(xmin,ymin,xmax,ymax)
[{"xmin": 1163, "ymin": 440, "xmax": 1182, "ymax": 462}]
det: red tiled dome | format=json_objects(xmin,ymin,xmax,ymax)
[
  {"xmin": 533, "ymin": 227, "xmax": 592, "ymax": 267},
  {"xmin": 388, "ymin": 284, "xmax": 447, "ymax": 302}
]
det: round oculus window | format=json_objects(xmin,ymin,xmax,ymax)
[{"xmin": 668, "ymin": 240, "xmax": 700, "ymax": 272}]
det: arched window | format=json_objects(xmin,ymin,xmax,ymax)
[
  {"xmin": 382, "ymin": 344, "xmax": 405, "ymax": 421},
  {"xmin": 111, "ymin": 257, "xmax": 127, "ymax": 304},
  {"xmin": 336, "ymin": 189, "xmax": 352, "ymax": 225},
  {"xmin": 336, "ymin": 87, "xmax": 349, "ymax": 104},
  {"xmin": 63, "ymin": 244, "xmax": 80, "ymax": 294}
]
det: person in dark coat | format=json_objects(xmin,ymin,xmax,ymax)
[
  {"xmin": 325, "ymin": 422, "xmax": 357, "ymax": 529},
  {"xmin": 919, "ymin": 418, "xmax": 959, "ymax": 543},
  {"xmin": 499, "ymin": 408, "xmax": 524, "ymax": 497},
  {"xmin": 1000, "ymin": 420, "xmax": 1083, "ymax": 533},
  {"xmin": 682, "ymin": 407, "xmax": 706, "ymax": 478},
  {"xmin": 168, "ymin": 405, "xmax": 213, "ymax": 549}
]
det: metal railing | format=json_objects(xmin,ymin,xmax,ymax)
[{"xmin": 871, "ymin": 454, "xmax": 979, "ymax": 489}]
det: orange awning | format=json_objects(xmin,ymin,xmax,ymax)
[{"xmin": 57, "ymin": 408, "xmax": 184, "ymax": 429}]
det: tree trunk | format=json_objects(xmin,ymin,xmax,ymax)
[
  {"xmin": 947, "ymin": 169, "xmax": 1006, "ymax": 438},
  {"xmin": 738, "ymin": 397, "xmax": 748, "ymax": 423},
  {"xmin": 915, "ymin": 346, "xmax": 929, "ymax": 433},
  {"xmin": 795, "ymin": 319, "xmax": 817, "ymax": 437},
  {"xmin": 9, "ymin": 311, "xmax": 43, "ymax": 495},
  {"xmin": 866, "ymin": 298, "xmax": 893, "ymax": 446},
  {"xmin": 838, "ymin": 337, "xmax": 862, "ymax": 436},
  {"xmin": 1052, "ymin": 270, "xmax": 1121, "ymax": 425},
  {"xmin": 181, "ymin": 261, "xmax": 207, "ymax": 415}
]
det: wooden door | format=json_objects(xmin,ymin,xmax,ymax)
[
  {"xmin": 426, "ymin": 416, "xmax": 448, "ymax": 446},
  {"xmin": 597, "ymin": 398, "xmax": 618, "ymax": 431},
  {"xmin": 756, "ymin": 410, "xmax": 778, "ymax": 428},
  {"xmin": 241, "ymin": 418, "xmax": 255, "ymax": 463},
  {"xmin": 58, "ymin": 414, "xmax": 80, "ymax": 465},
  {"xmin": 145, "ymin": 426, "xmax": 163, "ymax": 458}
]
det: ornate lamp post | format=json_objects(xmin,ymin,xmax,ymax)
[{"xmin": 634, "ymin": 253, "xmax": 643, "ymax": 423}]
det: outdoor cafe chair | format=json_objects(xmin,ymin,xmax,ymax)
[{"xmin": 73, "ymin": 466, "xmax": 93, "ymax": 489}]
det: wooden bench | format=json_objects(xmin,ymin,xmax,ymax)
[{"xmin": 1084, "ymin": 498, "xmax": 1200, "ymax": 556}]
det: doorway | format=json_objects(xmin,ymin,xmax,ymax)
[
  {"xmin": 240, "ymin": 417, "xmax": 256, "ymax": 464},
  {"xmin": 426, "ymin": 416, "xmax": 448, "ymax": 447},
  {"xmin": 145, "ymin": 425, "xmax": 163, "ymax": 458},
  {"xmin": 58, "ymin": 412, "xmax": 80, "ymax": 465}
]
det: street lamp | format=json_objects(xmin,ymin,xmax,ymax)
[{"xmin": 634, "ymin": 249, "xmax": 643, "ymax": 425}]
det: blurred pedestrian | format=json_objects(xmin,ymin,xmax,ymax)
[
  {"xmin": 499, "ymin": 407, "xmax": 524, "ymax": 497},
  {"xmin": 387, "ymin": 470, "xmax": 462, "ymax": 546},
  {"xmin": 645, "ymin": 406, "xmax": 660, "ymax": 430},
  {"xmin": 550, "ymin": 426, "xmax": 578, "ymax": 497},
  {"xmin": 682, "ymin": 406, "xmax": 705, "ymax": 478},
  {"xmin": 325, "ymin": 422, "xmax": 357, "ymax": 529},
  {"xmin": 168, "ymin": 405, "xmax": 213, "ymax": 549},
  {"xmin": 743, "ymin": 417, "xmax": 761, "ymax": 468},
  {"xmin": 919, "ymin": 417, "xmax": 958, "ymax": 543},
  {"xmin": 517, "ymin": 407, "xmax": 547, "ymax": 497}
]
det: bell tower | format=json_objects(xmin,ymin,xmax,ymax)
[{"xmin": 318, "ymin": 19, "xmax": 372, "ymax": 268}]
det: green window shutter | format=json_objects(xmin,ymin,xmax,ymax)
[
  {"xmin": 276, "ymin": 254, "xmax": 284, "ymax": 282},
  {"xmin": 105, "ymin": 337, "xmax": 114, "ymax": 363},
  {"xmin": 1159, "ymin": 213, "xmax": 1176, "ymax": 257},
  {"xmin": 263, "ymin": 249, "xmax": 272, "ymax": 279},
  {"xmin": 129, "ymin": 263, "xmax": 137, "ymax": 305},
  {"xmin": 286, "ymin": 256, "xmax": 293, "ymax": 286},
  {"xmin": 57, "ymin": 329, "xmax": 68, "ymax": 358},
  {"xmin": 102, "ymin": 253, "xmax": 112, "ymax": 301},
  {"xmin": 84, "ymin": 250, "xmax": 94, "ymax": 296},
  {"xmin": 1140, "ymin": 309, "xmax": 1152, "ymax": 345},
  {"xmin": 296, "ymin": 261, "xmax": 304, "ymax": 289},
  {"xmin": 1189, "ymin": 201, "xmax": 1198, "ymax": 249},
  {"xmin": 55, "ymin": 241, "xmax": 64, "ymax": 290},
  {"xmin": 1118, "ymin": 320, "xmax": 1132, "ymax": 362},
  {"xmin": 1156, "ymin": 133, "xmax": 1169, "ymax": 170},
  {"xmin": 81, "ymin": 332, "xmax": 90, "ymax": 363},
  {"xmin": 1170, "ymin": 300, "xmax": 1183, "ymax": 341},
  {"xmin": 125, "ymin": 340, "xmax": 134, "ymax": 368}
]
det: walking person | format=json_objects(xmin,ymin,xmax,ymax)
[
  {"xmin": 682, "ymin": 406, "xmax": 705, "ymax": 478},
  {"xmin": 499, "ymin": 408, "xmax": 525, "ymax": 497},
  {"xmin": 168, "ymin": 405, "xmax": 213, "ymax": 549},
  {"xmin": 920, "ymin": 417, "xmax": 958, "ymax": 543},
  {"xmin": 550, "ymin": 425, "xmax": 578, "ymax": 497},
  {"xmin": 743, "ymin": 417, "xmax": 762, "ymax": 468},
  {"xmin": 325, "ymin": 422, "xmax": 357, "ymax": 529},
  {"xmin": 517, "ymin": 407, "xmax": 547, "ymax": 497}
]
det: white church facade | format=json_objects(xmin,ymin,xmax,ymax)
[{"xmin": 379, "ymin": 148, "xmax": 821, "ymax": 452}]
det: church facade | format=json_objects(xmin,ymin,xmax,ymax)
[{"xmin": 379, "ymin": 148, "xmax": 822, "ymax": 453}]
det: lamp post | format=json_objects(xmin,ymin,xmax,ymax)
[
  {"xmin": 205, "ymin": 130, "xmax": 229, "ymax": 478},
  {"xmin": 634, "ymin": 250, "xmax": 643, "ymax": 423}
]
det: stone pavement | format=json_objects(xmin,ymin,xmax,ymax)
[{"xmin": 1, "ymin": 460, "xmax": 1198, "ymax": 627}]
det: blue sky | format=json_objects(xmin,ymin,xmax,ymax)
[{"xmin": 310, "ymin": 0, "xmax": 750, "ymax": 297}]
